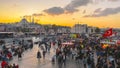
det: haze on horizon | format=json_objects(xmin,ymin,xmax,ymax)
[{"xmin": 0, "ymin": 0, "xmax": 120, "ymax": 28}]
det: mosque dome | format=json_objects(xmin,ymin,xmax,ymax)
[
  {"xmin": 17, "ymin": 18, "xmax": 29, "ymax": 27},
  {"xmin": 20, "ymin": 18, "xmax": 28, "ymax": 24}
]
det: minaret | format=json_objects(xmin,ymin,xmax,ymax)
[
  {"xmin": 29, "ymin": 16, "xmax": 31, "ymax": 23},
  {"xmin": 32, "ymin": 17, "xmax": 34, "ymax": 24}
]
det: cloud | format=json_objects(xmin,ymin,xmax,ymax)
[
  {"xmin": 43, "ymin": 7, "xmax": 64, "ymax": 15},
  {"xmin": 32, "ymin": 13, "xmax": 45, "ymax": 16},
  {"xmin": 94, "ymin": 8, "xmax": 102, "ymax": 13},
  {"xmin": 83, "ymin": 15, "xmax": 92, "ymax": 17},
  {"xmin": 83, "ymin": 14, "xmax": 101, "ymax": 17},
  {"xmin": 13, "ymin": 4, "xmax": 18, "ymax": 7},
  {"xmin": 83, "ymin": 10, "xmax": 86, "ymax": 14},
  {"xmin": 93, "ymin": 0, "xmax": 119, "ymax": 2},
  {"xmin": 83, "ymin": 7, "xmax": 120, "ymax": 17},
  {"xmin": 72, "ymin": 18, "xmax": 75, "ymax": 20},
  {"xmin": 24, "ymin": 15, "xmax": 31, "ymax": 18},
  {"xmin": 64, "ymin": 0, "xmax": 91, "ymax": 13},
  {"xmin": 43, "ymin": 0, "xmax": 120, "ymax": 16},
  {"xmin": 64, "ymin": 8, "xmax": 79, "ymax": 13},
  {"xmin": 23, "ymin": 13, "xmax": 45, "ymax": 20},
  {"xmin": 108, "ymin": 0, "xmax": 119, "ymax": 2},
  {"xmin": 43, "ymin": 0, "xmax": 91, "ymax": 15}
]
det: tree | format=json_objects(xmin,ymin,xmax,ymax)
[{"xmin": 95, "ymin": 27, "xmax": 100, "ymax": 33}]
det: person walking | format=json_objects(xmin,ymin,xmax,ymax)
[
  {"xmin": 42, "ymin": 50, "xmax": 46, "ymax": 59},
  {"xmin": 62, "ymin": 53, "xmax": 66, "ymax": 66},
  {"xmin": 87, "ymin": 56, "xmax": 92, "ymax": 68},
  {"xmin": 51, "ymin": 55, "xmax": 56, "ymax": 64},
  {"xmin": 58, "ymin": 53, "xmax": 63, "ymax": 68},
  {"xmin": 18, "ymin": 49, "xmax": 22, "ymax": 60},
  {"xmin": 37, "ymin": 50, "xmax": 41, "ymax": 59},
  {"xmin": 83, "ymin": 56, "xmax": 87, "ymax": 68}
]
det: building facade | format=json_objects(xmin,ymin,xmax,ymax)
[
  {"xmin": 71, "ymin": 24, "xmax": 96, "ymax": 34},
  {"xmin": 71, "ymin": 24, "xmax": 87, "ymax": 33}
]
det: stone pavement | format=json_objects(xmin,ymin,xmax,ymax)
[
  {"xmin": 4, "ymin": 44, "xmax": 85, "ymax": 68},
  {"xmin": 9, "ymin": 44, "xmax": 53, "ymax": 68}
]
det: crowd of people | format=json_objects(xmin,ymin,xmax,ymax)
[
  {"xmin": 0, "ymin": 39, "xmax": 33, "ymax": 68},
  {"xmin": 0, "ymin": 34, "xmax": 120, "ymax": 68},
  {"xmin": 38, "ymin": 35, "xmax": 120, "ymax": 68},
  {"xmin": 1, "ymin": 60, "xmax": 18, "ymax": 68}
]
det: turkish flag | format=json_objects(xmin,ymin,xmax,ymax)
[{"xmin": 103, "ymin": 28, "xmax": 113, "ymax": 38}]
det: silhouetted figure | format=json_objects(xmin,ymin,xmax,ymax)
[
  {"xmin": 37, "ymin": 50, "xmax": 41, "ymax": 59},
  {"xmin": 18, "ymin": 49, "xmax": 22, "ymax": 60},
  {"xmin": 42, "ymin": 50, "xmax": 46, "ymax": 59}
]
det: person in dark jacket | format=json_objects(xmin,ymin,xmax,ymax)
[
  {"xmin": 58, "ymin": 53, "xmax": 63, "ymax": 68},
  {"xmin": 37, "ymin": 50, "xmax": 41, "ymax": 59},
  {"xmin": 18, "ymin": 49, "xmax": 22, "ymax": 60},
  {"xmin": 42, "ymin": 50, "xmax": 46, "ymax": 59}
]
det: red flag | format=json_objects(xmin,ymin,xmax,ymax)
[{"xmin": 103, "ymin": 28, "xmax": 113, "ymax": 38}]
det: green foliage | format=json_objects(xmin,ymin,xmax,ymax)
[{"xmin": 95, "ymin": 27, "xmax": 100, "ymax": 33}]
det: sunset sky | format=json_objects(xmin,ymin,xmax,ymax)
[{"xmin": 0, "ymin": 0, "xmax": 120, "ymax": 28}]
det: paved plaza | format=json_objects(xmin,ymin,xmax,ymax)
[{"xmin": 8, "ymin": 44, "xmax": 85, "ymax": 68}]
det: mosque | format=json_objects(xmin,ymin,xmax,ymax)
[{"xmin": 0, "ymin": 18, "xmax": 44, "ymax": 33}]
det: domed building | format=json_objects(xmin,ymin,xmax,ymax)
[
  {"xmin": 0, "ymin": 18, "xmax": 45, "ymax": 35},
  {"xmin": 12, "ymin": 18, "xmax": 42, "ymax": 33},
  {"xmin": 17, "ymin": 18, "xmax": 29, "ymax": 27}
]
